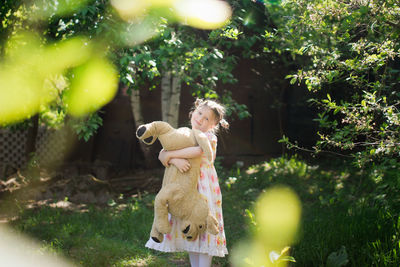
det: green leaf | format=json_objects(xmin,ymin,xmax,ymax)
[
  {"xmin": 361, "ymin": 100, "xmax": 366, "ymax": 107},
  {"xmin": 326, "ymin": 246, "xmax": 349, "ymax": 267}
]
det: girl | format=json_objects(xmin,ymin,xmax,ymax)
[{"xmin": 145, "ymin": 98, "xmax": 229, "ymax": 267}]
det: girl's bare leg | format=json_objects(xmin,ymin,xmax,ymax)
[
  {"xmin": 189, "ymin": 252, "xmax": 199, "ymax": 267},
  {"xmin": 198, "ymin": 253, "xmax": 212, "ymax": 267}
]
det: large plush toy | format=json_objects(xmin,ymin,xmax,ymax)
[{"xmin": 136, "ymin": 121, "xmax": 219, "ymax": 243}]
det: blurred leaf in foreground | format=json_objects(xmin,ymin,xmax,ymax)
[
  {"xmin": 0, "ymin": 225, "xmax": 73, "ymax": 267},
  {"xmin": 232, "ymin": 186, "xmax": 301, "ymax": 267},
  {"xmin": 0, "ymin": 30, "xmax": 117, "ymax": 124},
  {"xmin": 66, "ymin": 57, "xmax": 118, "ymax": 117},
  {"xmin": 0, "ymin": 34, "xmax": 89, "ymax": 125},
  {"xmin": 174, "ymin": 0, "xmax": 232, "ymax": 29},
  {"xmin": 112, "ymin": 0, "xmax": 232, "ymax": 29},
  {"xmin": 30, "ymin": 0, "xmax": 91, "ymax": 20}
]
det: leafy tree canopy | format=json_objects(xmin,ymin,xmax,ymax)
[
  {"xmin": 0, "ymin": 0, "xmax": 237, "ymax": 138},
  {"xmin": 261, "ymin": 0, "xmax": 400, "ymax": 167}
]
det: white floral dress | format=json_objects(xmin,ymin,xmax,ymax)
[{"xmin": 145, "ymin": 131, "xmax": 228, "ymax": 257}]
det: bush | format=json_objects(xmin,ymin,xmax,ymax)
[{"xmin": 222, "ymin": 155, "xmax": 400, "ymax": 266}]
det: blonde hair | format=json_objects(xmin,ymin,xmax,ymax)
[{"xmin": 190, "ymin": 98, "xmax": 229, "ymax": 133}]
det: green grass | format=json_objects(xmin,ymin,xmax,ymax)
[
  {"xmin": 5, "ymin": 155, "xmax": 400, "ymax": 266},
  {"xmin": 9, "ymin": 197, "xmax": 189, "ymax": 266}
]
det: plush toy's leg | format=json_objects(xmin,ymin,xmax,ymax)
[
  {"xmin": 154, "ymin": 190, "xmax": 172, "ymax": 234},
  {"xmin": 150, "ymin": 216, "xmax": 164, "ymax": 243}
]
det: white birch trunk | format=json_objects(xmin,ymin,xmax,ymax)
[
  {"xmin": 161, "ymin": 69, "xmax": 172, "ymax": 123},
  {"xmin": 161, "ymin": 68, "xmax": 181, "ymax": 128},
  {"xmin": 130, "ymin": 88, "xmax": 144, "ymax": 127},
  {"xmin": 130, "ymin": 87, "xmax": 154, "ymax": 167},
  {"xmin": 168, "ymin": 75, "xmax": 181, "ymax": 127}
]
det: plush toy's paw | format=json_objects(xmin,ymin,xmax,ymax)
[
  {"xmin": 207, "ymin": 215, "xmax": 219, "ymax": 235},
  {"xmin": 136, "ymin": 125, "xmax": 146, "ymax": 137},
  {"xmin": 136, "ymin": 125, "xmax": 156, "ymax": 144},
  {"xmin": 181, "ymin": 224, "xmax": 200, "ymax": 241},
  {"xmin": 151, "ymin": 233, "xmax": 164, "ymax": 243},
  {"xmin": 150, "ymin": 228, "xmax": 164, "ymax": 243},
  {"xmin": 186, "ymin": 235, "xmax": 195, "ymax": 241},
  {"xmin": 183, "ymin": 224, "xmax": 190, "ymax": 234},
  {"xmin": 183, "ymin": 225, "xmax": 196, "ymax": 241}
]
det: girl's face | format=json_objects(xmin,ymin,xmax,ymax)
[{"xmin": 191, "ymin": 106, "xmax": 216, "ymax": 132}]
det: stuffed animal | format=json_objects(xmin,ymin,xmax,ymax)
[{"xmin": 136, "ymin": 121, "xmax": 219, "ymax": 243}]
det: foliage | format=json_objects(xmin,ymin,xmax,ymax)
[
  {"xmin": 221, "ymin": 155, "xmax": 400, "ymax": 266},
  {"xmin": 326, "ymin": 246, "xmax": 349, "ymax": 267},
  {"xmin": 0, "ymin": 0, "xmax": 118, "ymax": 139},
  {"xmin": 251, "ymin": 3, "xmax": 400, "ymax": 265},
  {"xmin": 70, "ymin": 112, "xmax": 103, "ymax": 141},
  {"xmin": 0, "ymin": 0, "xmax": 235, "ymax": 139},
  {"xmin": 118, "ymin": 19, "xmax": 248, "ymax": 119},
  {"xmin": 260, "ymin": 0, "xmax": 400, "ymax": 167},
  {"xmin": 114, "ymin": 0, "xmax": 284, "ymax": 121}
]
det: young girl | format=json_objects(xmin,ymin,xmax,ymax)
[{"xmin": 145, "ymin": 98, "xmax": 229, "ymax": 267}]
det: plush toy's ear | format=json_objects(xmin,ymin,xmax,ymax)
[{"xmin": 193, "ymin": 129, "xmax": 213, "ymax": 161}]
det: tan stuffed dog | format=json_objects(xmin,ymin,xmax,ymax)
[{"xmin": 136, "ymin": 121, "xmax": 219, "ymax": 243}]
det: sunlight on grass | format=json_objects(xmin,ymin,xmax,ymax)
[{"xmin": 115, "ymin": 254, "xmax": 157, "ymax": 267}]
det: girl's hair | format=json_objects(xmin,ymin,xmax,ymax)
[{"xmin": 190, "ymin": 98, "xmax": 230, "ymax": 133}]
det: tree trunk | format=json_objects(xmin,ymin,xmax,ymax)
[
  {"xmin": 129, "ymin": 64, "xmax": 182, "ymax": 168},
  {"xmin": 129, "ymin": 87, "xmax": 157, "ymax": 168},
  {"xmin": 161, "ymin": 68, "xmax": 181, "ymax": 128},
  {"xmin": 161, "ymin": 69, "xmax": 172, "ymax": 123}
]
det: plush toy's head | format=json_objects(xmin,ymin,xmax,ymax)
[
  {"xmin": 136, "ymin": 121, "xmax": 173, "ymax": 146},
  {"xmin": 181, "ymin": 199, "xmax": 219, "ymax": 240},
  {"xmin": 136, "ymin": 121, "xmax": 213, "ymax": 160}
]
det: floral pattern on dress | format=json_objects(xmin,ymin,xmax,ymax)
[{"xmin": 145, "ymin": 131, "xmax": 228, "ymax": 257}]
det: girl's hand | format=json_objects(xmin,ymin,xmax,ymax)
[
  {"xmin": 158, "ymin": 149, "xmax": 170, "ymax": 167},
  {"xmin": 169, "ymin": 158, "xmax": 191, "ymax": 173}
]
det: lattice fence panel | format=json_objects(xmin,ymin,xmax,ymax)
[
  {"xmin": 0, "ymin": 127, "xmax": 67, "ymax": 170},
  {"xmin": 36, "ymin": 127, "xmax": 67, "ymax": 166},
  {"xmin": 0, "ymin": 129, "xmax": 28, "ymax": 169}
]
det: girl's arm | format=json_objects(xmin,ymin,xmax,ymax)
[{"xmin": 158, "ymin": 146, "xmax": 203, "ymax": 167}]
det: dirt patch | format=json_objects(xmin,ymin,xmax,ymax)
[{"xmin": 0, "ymin": 167, "xmax": 163, "ymax": 218}]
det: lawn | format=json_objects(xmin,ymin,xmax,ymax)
[{"xmin": 3, "ymin": 155, "xmax": 400, "ymax": 266}]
